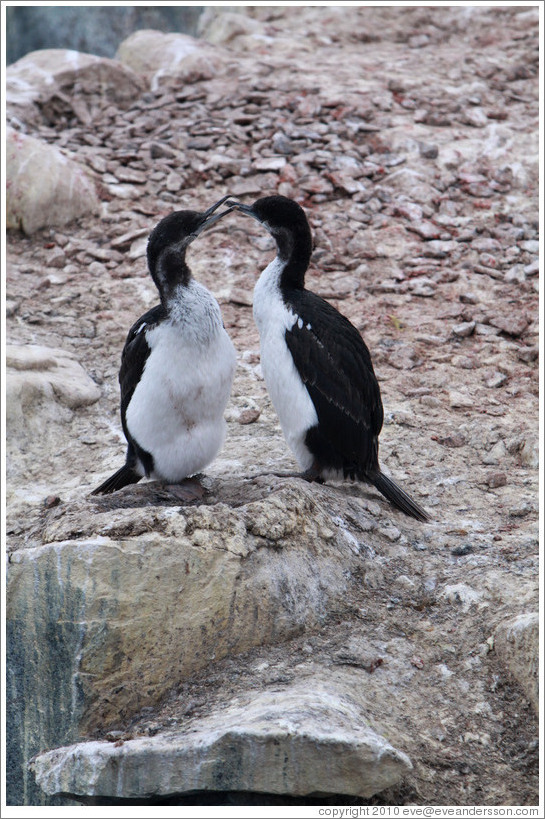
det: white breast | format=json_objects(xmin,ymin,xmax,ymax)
[
  {"xmin": 253, "ymin": 258, "xmax": 317, "ymax": 470},
  {"xmin": 126, "ymin": 281, "xmax": 236, "ymax": 482}
]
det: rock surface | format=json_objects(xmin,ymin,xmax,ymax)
[
  {"xmin": 494, "ymin": 613, "xmax": 539, "ymax": 714},
  {"xmin": 6, "ymin": 127, "xmax": 100, "ymax": 235},
  {"xmin": 6, "ymin": 48, "xmax": 145, "ymax": 129},
  {"xmin": 31, "ymin": 679, "xmax": 412, "ymax": 800},
  {"xmin": 8, "ymin": 484, "xmax": 356, "ymax": 735},
  {"xmin": 116, "ymin": 30, "xmax": 228, "ymax": 89},
  {"xmin": 5, "ymin": 4, "xmax": 539, "ymax": 808}
]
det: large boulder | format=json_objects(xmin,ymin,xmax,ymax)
[
  {"xmin": 7, "ymin": 484, "xmax": 358, "ymax": 804},
  {"xmin": 6, "ymin": 48, "xmax": 145, "ymax": 128},
  {"xmin": 6, "ymin": 344, "xmax": 101, "ymax": 432},
  {"xmin": 31, "ymin": 678, "xmax": 412, "ymax": 800},
  {"xmin": 116, "ymin": 30, "xmax": 228, "ymax": 89},
  {"xmin": 6, "ymin": 128, "xmax": 100, "ymax": 234}
]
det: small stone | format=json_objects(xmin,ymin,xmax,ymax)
[
  {"xmin": 509, "ymin": 502, "xmax": 534, "ymax": 518},
  {"xmin": 271, "ymin": 132, "xmax": 293, "ymax": 155},
  {"xmin": 486, "ymin": 472, "xmax": 507, "ymax": 489},
  {"xmin": 451, "ymin": 544, "xmax": 473, "ymax": 556},
  {"xmin": 113, "ymin": 166, "xmax": 147, "ymax": 185},
  {"xmin": 459, "ymin": 292, "xmax": 479, "ymax": 305},
  {"xmin": 523, "ymin": 259, "xmax": 539, "ymax": 277},
  {"xmin": 418, "ymin": 143, "xmax": 438, "ymax": 159},
  {"xmin": 46, "ymin": 248, "xmax": 68, "ymax": 269},
  {"xmin": 88, "ymin": 259, "xmax": 109, "ymax": 277},
  {"xmin": 253, "ymin": 157, "xmax": 286, "ymax": 172},
  {"xmin": 461, "ymin": 107, "xmax": 488, "ymax": 127},
  {"xmin": 517, "ymin": 346, "xmax": 538, "ymax": 363},
  {"xmin": 474, "ymin": 323, "xmax": 501, "ymax": 336},
  {"xmin": 437, "ymin": 434, "xmax": 466, "ymax": 448},
  {"xmin": 408, "ymin": 34, "xmax": 430, "ymax": 48},
  {"xmin": 407, "ymin": 221, "xmax": 442, "ymax": 240},
  {"xmin": 520, "ymin": 438, "xmax": 538, "ymax": 469},
  {"xmin": 237, "ymin": 408, "xmax": 261, "ymax": 425},
  {"xmin": 150, "ymin": 142, "xmax": 177, "ymax": 159},
  {"xmin": 504, "ymin": 265, "xmax": 526, "ymax": 284},
  {"xmin": 449, "ymin": 391, "xmax": 473, "ymax": 409},
  {"xmin": 518, "ymin": 239, "xmax": 539, "ymax": 254},
  {"xmin": 482, "ymin": 440, "xmax": 507, "ymax": 466},
  {"xmin": 489, "ymin": 315, "xmax": 529, "ymax": 337},
  {"xmin": 485, "ymin": 371, "xmax": 508, "ymax": 389},
  {"xmin": 479, "ymin": 253, "xmax": 498, "ymax": 269},
  {"xmin": 43, "ymin": 495, "xmax": 61, "ymax": 509},
  {"xmin": 165, "ymin": 171, "xmax": 184, "ymax": 193},
  {"xmin": 452, "ymin": 321, "xmax": 475, "ymax": 338},
  {"xmin": 408, "ymin": 278, "xmax": 436, "ymax": 297}
]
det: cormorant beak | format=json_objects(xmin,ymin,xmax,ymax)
[
  {"xmin": 203, "ymin": 194, "xmax": 233, "ymax": 218},
  {"xmin": 228, "ymin": 201, "xmax": 261, "ymax": 221},
  {"xmin": 189, "ymin": 196, "xmax": 236, "ymax": 242}
]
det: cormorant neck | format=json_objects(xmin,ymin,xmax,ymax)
[
  {"xmin": 274, "ymin": 225, "xmax": 312, "ymax": 291},
  {"xmin": 152, "ymin": 247, "xmax": 191, "ymax": 306}
]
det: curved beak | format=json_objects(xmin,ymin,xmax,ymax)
[
  {"xmin": 227, "ymin": 201, "xmax": 261, "ymax": 221},
  {"xmin": 190, "ymin": 197, "xmax": 236, "ymax": 241},
  {"xmin": 203, "ymin": 194, "xmax": 233, "ymax": 218}
]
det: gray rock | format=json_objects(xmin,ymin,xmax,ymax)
[
  {"xmin": 116, "ymin": 30, "xmax": 228, "ymax": 89},
  {"xmin": 6, "ymin": 344, "xmax": 101, "ymax": 423},
  {"xmin": 31, "ymin": 679, "xmax": 412, "ymax": 799},
  {"xmin": 452, "ymin": 320, "xmax": 476, "ymax": 337},
  {"xmin": 6, "ymin": 48, "xmax": 144, "ymax": 128},
  {"xmin": 8, "ymin": 484, "xmax": 359, "ymax": 802},
  {"xmin": 6, "ymin": 127, "xmax": 99, "ymax": 235},
  {"xmin": 495, "ymin": 613, "xmax": 538, "ymax": 713}
]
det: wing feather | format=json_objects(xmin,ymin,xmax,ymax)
[{"xmin": 285, "ymin": 290, "xmax": 383, "ymax": 471}]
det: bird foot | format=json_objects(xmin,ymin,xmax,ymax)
[
  {"xmin": 249, "ymin": 465, "xmax": 325, "ymax": 484},
  {"xmin": 164, "ymin": 478, "xmax": 206, "ymax": 502},
  {"xmin": 299, "ymin": 466, "xmax": 325, "ymax": 484}
]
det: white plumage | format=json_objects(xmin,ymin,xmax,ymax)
[
  {"xmin": 126, "ymin": 281, "xmax": 236, "ymax": 481},
  {"xmin": 253, "ymin": 258, "xmax": 318, "ymax": 471}
]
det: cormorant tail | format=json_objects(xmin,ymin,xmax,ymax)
[
  {"xmin": 367, "ymin": 471, "xmax": 430, "ymax": 522},
  {"xmin": 91, "ymin": 465, "xmax": 142, "ymax": 495}
]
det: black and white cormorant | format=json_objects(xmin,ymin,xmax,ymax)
[
  {"xmin": 229, "ymin": 194, "xmax": 429, "ymax": 522},
  {"xmin": 92, "ymin": 196, "xmax": 237, "ymax": 500}
]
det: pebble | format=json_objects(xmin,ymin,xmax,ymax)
[
  {"xmin": 408, "ymin": 278, "xmax": 436, "ymax": 297},
  {"xmin": 489, "ymin": 315, "xmax": 528, "ymax": 337},
  {"xmin": 517, "ymin": 346, "xmax": 538, "ymax": 363},
  {"xmin": 484, "ymin": 371, "xmax": 508, "ymax": 389},
  {"xmin": 452, "ymin": 321, "xmax": 476, "ymax": 338},
  {"xmin": 418, "ymin": 142, "xmax": 439, "ymax": 159},
  {"xmin": 449, "ymin": 391, "xmax": 474, "ymax": 409},
  {"xmin": 518, "ymin": 239, "xmax": 539, "ymax": 254},
  {"xmin": 478, "ymin": 253, "xmax": 499, "ymax": 269},
  {"xmin": 407, "ymin": 221, "xmax": 442, "ymax": 240},
  {"xmin": 165, "ymin": 171, "xmax": 184, "ymax": 192},
  {"xmin": 504, "ymin": 265, "xmax": 526, "ymax": 284},
  {"xmin": 482, "ymin": 440, "xmax": 507, "ymax": 465},
  {"xmin": 461, "ymin": 107, "xmax": 488, "ymax": 127},
  {"xmin": 437, "ymin": 434, "xmax": 466, "ymax": 448},
  {"xmin": 523, "ymin": 259, "xmax": 539, "ymax": 277},
  {"xmin": 46, "ymin": 249, "xmax": 68, "ymax": 269},
  {"xmin": 486, "ymin": 472, "xmax": 507, "ymax": 489}
]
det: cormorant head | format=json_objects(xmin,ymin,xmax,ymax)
[
  {"xmin": 228, "ymin": 195, "xmax": 313, "ymax": 283},
  {"xmin": 147, "ymin": 195, "xmax": 233, "ymax": 298}
]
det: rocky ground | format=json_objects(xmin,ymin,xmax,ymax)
[{"xmin": 5, "ymin": 4, "xmax": 540, "ymax": 808}]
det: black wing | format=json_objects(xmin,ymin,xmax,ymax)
[
  {"xmin": 119, "ymin": 303, "xmax": 166, "ymax": 422},
  {"xmin": 285, "ymin": 289, "xmax": 383, "ymax": 474}
]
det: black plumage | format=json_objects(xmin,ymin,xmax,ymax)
[
  {"xmin": 231, "ymin": 195, "xmax": 429, "ymax": 522},
  {"xmin": 92, "ymin": 196, "xmax": 235, "ymax": 496}
]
